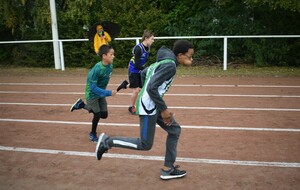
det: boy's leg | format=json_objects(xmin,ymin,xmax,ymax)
[
  {"xmin": 107, "ymin": 115, "xmax": 157, "ymax": 150},
  {"xmin": 156, "ymin": 114, "xmax": 181, "ymax": 168},
  {"xmin": 87, "ymin": 98, "xmax": 108, "ymax": 142},
  {"xmin": 128, "ymin": 73, "xmax": 141, "ymax": 114},
  {"xmin": 156, "ymin": 114, "xmax": 187, "ymax": 180}
]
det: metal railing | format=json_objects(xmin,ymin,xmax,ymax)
[{"xmin": 0, "ymin": 35, "xmax": 299, "ymax": 70}]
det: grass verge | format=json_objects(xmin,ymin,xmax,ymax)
[{"xmin": 0, "ymin": 65, "xmax": 299, "ymax": 77}]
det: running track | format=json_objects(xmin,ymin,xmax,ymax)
[{"xmin": 0, "ymin": 74, "xmax": 299, "ymax": 189}]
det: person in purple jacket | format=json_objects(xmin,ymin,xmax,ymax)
[
  {"xmin": 127, "ymin": 30, "xmax": 155, "ymax": 114},
  {"xmin": 96, "ymin": 40, "xmax": 194, "ymax": 180}
]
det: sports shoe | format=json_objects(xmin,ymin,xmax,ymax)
[
  {"xmin": 128, "ymin": 106, "xmax": 136, "ymax": 114},
  {"xmin": 95, "ymin": 133, "xmax": 109, "ymax": 160},
  {"xmin": 89, "ymin": 132, "xmax": 98, "ymax": 143},
  {"xmin": 117, "ymin": 80, "xmax": 129, "ymax": 92},
  {"xmin": 70, "ymin": 98, "xmax": 85, "ymax": 112},
  {"xmin": 160, "ymin": 165, "xmax": 187, "ymax": 180}
]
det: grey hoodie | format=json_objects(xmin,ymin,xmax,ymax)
[{"xmin": 137, "ymin": 46, "xmax": 177, "ymax": 114}]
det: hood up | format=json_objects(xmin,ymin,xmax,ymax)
[{"xmin": 156, "ymin": 46, "xmax": 177, "ymax": 65}]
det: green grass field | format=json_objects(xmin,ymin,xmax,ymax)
[{"xmin": 176, "ymin": 65, "xmax": 300, "ymax": 77}]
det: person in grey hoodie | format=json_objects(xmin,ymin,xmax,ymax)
[{"xmin": 95, "ymin": 40, "xmax": 194, "ymax": 180}]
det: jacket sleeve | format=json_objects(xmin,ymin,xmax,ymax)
[
  {"xmin": 94, "ymin": 34, "xmax": 100, "ymax": 53},
  {"xmin": 140, "ymin": 67, "xmax": 148, "ymax": 86},
  {"xmin": 146, "ymin": 62, "xmax": 176, "ymax": 111},
  {"xmin": 104, "ymin": 31, "xmax": 112, "ymax": 43},
  {"xmin": 90, "ymin": 83, "xmax": 112, "ymax": 97}
]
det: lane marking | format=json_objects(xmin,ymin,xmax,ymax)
[
  {"xmin": 166, "ymin": 94, "xmax": 300, "ymax": 98},
  {"xmin": 0, "ymin": 91, "xmax": 84, "ymax": 95},
  {"xmin": 0, "ymin": 102, "xmax": 299, "ymax": 112},
  {"xmin": 175, "ymin": 84, "xmax": 300, "ymax": 88},
  {"xmin": 0, "ymin": 146, "xmax": 299, "ymax": 168},
  {"xmin": 1, "ymin": 82, "xmax": 300, "ymax": 88},
  {"xmin": 0, "ymin": 118, "xmax": 299, "ymax": 132},
  {"xmin": 0, "ymin": 83, "xmax": 85, "ymax": 86},
  {"xmin": 0, "ymin": 91, "xmax": 299, "ymax": 98}
]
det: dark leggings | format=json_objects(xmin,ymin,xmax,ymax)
[{"xmin": 91, "ymin": 111, "xmax": 108, "ymax": 134}]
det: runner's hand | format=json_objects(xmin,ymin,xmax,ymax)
[
  {"xmin": 161, "ymin": 109, "xmax": 174, "ymax": 126},
  {"xmin": 111, "ymin": 90, "xmax": 117, "ymax": 96}
]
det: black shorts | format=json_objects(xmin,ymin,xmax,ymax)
[
  {"xmin": 129, "ymin": 72, "xmax": 142, "ymax": 88},
  {"xmin": 86, "ymin": 97, "xmax": 107, "ymax": 114}
]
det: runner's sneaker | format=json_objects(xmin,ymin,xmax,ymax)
[
  {"xmin": 89, "ymin": 132, "xmax": 98, "ymax": 143},
  {"xmin": 128, "ymin": 106, "xmax": 136, "ymax": 114},
  {"xmin": 95, "ymin": 133, "xmax": 109, "ymax": 160},
  {"xmin": 116, "ymin": 80, "xmax": 129, "ymax": 92},
  {"xmin": 70, "ymin": 98, "xmax": 85, "ymax": 112},
  {"xmin": 160, "ymin": 165, "xmax": 187, "ymax": 180}
]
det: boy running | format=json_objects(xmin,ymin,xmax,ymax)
[
  {"xmin": 95, "ymin": 40, "xmax": 194, "ymax": 180},
  {"xmin": 70, "ymin": 44, "xmax": 117, "ymax": 143},
  {"xmin": 127, "ymin": 30, "xmax": 155, "ymax": 114}
]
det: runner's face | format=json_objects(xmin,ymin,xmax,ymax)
[
  {"xmin": 103, "ymin": 49, "xmax": 115, "ymax": 64},
  {"xmin": 177, "ymin": 48, "xmax": 194, "ymax": 66},
  {"xmin": 145, "ymin": 36, "xmax": 155, "ymax": 47}
]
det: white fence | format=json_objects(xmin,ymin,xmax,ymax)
[{"xmin": 0, "ymin": 35, "xmax": 299, "ymax": 70}]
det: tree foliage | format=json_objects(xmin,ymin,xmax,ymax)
[{"xmin": 0, "ymin": 0, "xmax": 299, "ymax": 68}]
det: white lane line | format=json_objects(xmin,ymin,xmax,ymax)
[
  {"xmin": 1, "ymin": 82, "xmax": 300, "ymax": 88},
  {"xmin": 0, "ymin": 118, "xmax": 299, "ymax": 132},
  {"xmin": 0, "ymin": 102, "xmax": 299, "ymax": 112},
  {"xmin": 0, "ymin": 83, "xmax": 85, "ymax": 86},
  {"xmin": 166, "ymin": 94, "xmax": 300, "ymax": 98},
  {"xmin": 0, "ymin": 146, "xmax": 299, "ymax": 168},
  {"xmin": 174, "ymin": 84, "xmax": 300, "ymax": 88},
  {"xmin": 0, "ymin": 91, "xmax": 299, "ymax": 98},
  {"xmin": 0, "ymin": 91, "xmax": 84, "ymax": 95}
]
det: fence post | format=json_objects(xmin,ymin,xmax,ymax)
[
  {"xmin": 59, "ymin": 41, "xmax": 65, "ymax": 71},
  {"xmin": 223, "ymin": 37, "xmax": 228, "ymax": 70},
  {"xmin": 49, "ymin": 0, "xmax": 61, "ymax": 69}
]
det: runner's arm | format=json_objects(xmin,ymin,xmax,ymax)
[
  {"xmin": 91, "ymin": 83, "xmax": 112, "ymax": 97},
  {"xmin": 133, "ymin": 46, "xmax": 144, "ymax": 70},
  {"xmin": 147, "ymin": 63, "xmax": 176, "ymax": 111}
]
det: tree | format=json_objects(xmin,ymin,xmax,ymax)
[
  {"xmin": 0, "ymin": 0, "xmax": 299, "ymax": 67},
  {"xmin": 245, "ymin": 0, "xmax": 300, "ymax": 12}
]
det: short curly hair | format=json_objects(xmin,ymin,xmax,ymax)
[{"xmin": 172, "ymin": 40, "xmax": 194, "ymax": 56}]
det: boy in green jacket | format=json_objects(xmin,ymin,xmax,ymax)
[{"xmin": 70, "ymin": 44, "xmax": 117, "ymax": 143}]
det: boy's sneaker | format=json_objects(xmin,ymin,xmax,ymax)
[
  {"xmin": 160, "ymin": 165, "xmax": 187, "ymax": 180},
  {"xmin": 116, "ymin": 80, "xmax": 129, "ymax": 92},
  {"xmin": 89, "ymin": 132, "xmax": 98, "ymax": 143},
  {"xmin": 70, "ymin": 98, "xmax": 85, "ymax": 112},
  {"xmin": 95, "ymin": 133, "xmax": 110, "ymax": 160},
  {"xmin": 128, "ymin": 106, "xmax": 136, "ymax": 114}
]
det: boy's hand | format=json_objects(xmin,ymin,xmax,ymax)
[
  {"xmin": 161, "ymin": 109, "xmax": 174, "ymax": 126},
  {"xmin": 111, "ymin": 90, "xmax": 117, "ymax": 96}
]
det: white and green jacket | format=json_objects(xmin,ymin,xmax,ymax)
[{"xmin": 136, "ymin": 46, "xmax": 177, "ymax": 115}]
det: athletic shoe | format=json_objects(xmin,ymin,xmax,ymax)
[
  {"xmin": 89, "ymin": 132, "xmax": 98, "ymax": 143},
  {"xmin": 160, "ymin": 165, "xmax": 187, "ymax": 180},
  {"xmin": 95, "ymin": 133, "xmax": 109, "ymax": 160},
  {"xmin": 128, "ymin": 106, "xmax": 136, "ymax": 114},
  {"xmin": 70, "ymin": 98, "xmax": 85, "ymax": 112},
  {"xmin": 117, "ymin": 80, "xmax": 129, "ymax": 92}
]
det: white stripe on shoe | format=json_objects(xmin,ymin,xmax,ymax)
[
  {"xmin": 95, "ymin": 133, "xmax": 105, "ymax": 160},
  {"xmin": 160, "ymin": 172, "xmax": 187, "ymax": 180}
]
